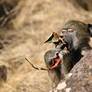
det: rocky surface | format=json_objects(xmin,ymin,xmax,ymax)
[
  {"xmin": 0, "ymin": 65, "xmax": 7, "ymax": 82},
  {"xmin": 52, "ymin": 50, "xmax": 92, "ymax": 92},
  {"xmin": 70, "ymin": 0, "xmax": 92, "ymax": 11}
]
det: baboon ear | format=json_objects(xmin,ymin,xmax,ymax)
[{"xmin": 88, "ymin": 24, "xmax": 92, "ymax": 36}]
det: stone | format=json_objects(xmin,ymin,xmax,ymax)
[{"xmin": 52, "ymin": 50, "xmax": 92, "ymax": 92}]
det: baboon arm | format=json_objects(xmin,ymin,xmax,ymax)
[{"xmin": 49, "ymin": 58, "xmax": 62, "ymax": 70}]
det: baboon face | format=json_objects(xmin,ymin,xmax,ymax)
[
  {"xmin": 59, "ymin": 20, "xmax": 92, "ymax": 51},
  {"xmin": 60, "ymin": 28, "xmax": 80, "ymax": 51}
]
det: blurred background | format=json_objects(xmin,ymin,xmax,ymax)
[{"xmin": 0, "ymin": 0, "xmax": 92, "ymax": 92}]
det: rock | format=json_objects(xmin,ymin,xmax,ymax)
[
  {"xmin": 0, "ymin": 42, "xmax": 4, "ymax": 49},
  {"xmin": 70, "ymin": 0, "xmax": 92, "ymax": 11},
  {"xmin": 0, "ymin": 65, "xmax": 7, "ymax": 82},
  {"xmin": 52, "ymin": 50, "xmax": 92, "ymax": 92}
]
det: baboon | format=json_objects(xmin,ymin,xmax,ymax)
[
  {"xmin": 44, "ymin": 49, "xmax": 72, "ymax": 88},
  {"xmin": 44, "ymin": 20, "xmax": 92, "ymax": 88}
]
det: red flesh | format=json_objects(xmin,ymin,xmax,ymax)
[{"xmin": 49, "ymin": 58, "xmax": 62, "ymax": 70}]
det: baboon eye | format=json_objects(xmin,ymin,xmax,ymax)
[
  {"xmin": 62, "ymin": 30, "xmax": 67, "ymax": 34},
  {"xmin": 68, "ymin": 29, "xmax": 74, "ymax": 33}
]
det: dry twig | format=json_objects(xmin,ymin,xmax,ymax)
[
  {"xmin": 0, "ymin": 4, "xmax": 21, "ymax": 27},
  {"xmin": 25, "ymin": 58, "xmax": 48, "ymax": 71}
]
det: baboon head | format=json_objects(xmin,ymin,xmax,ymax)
[
  {"xmin": 45, "ymin": 20, "xmax": 92, "ymax": 51},
  {"xmin": 60, "ymin": 28, "xmax": 79, "ymax": 51},
  {"xmin": 59, "ymin": 20, "xmax": 92, "ymax": 51}
]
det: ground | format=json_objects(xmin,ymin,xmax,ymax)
[{"xmin": 0, "ymin": 0, "xmax": 92, "ymax": 92}]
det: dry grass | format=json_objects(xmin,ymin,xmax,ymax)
[{"xmin": 0, "ymin": 0, "xmax": 92, "ymax": 92}]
